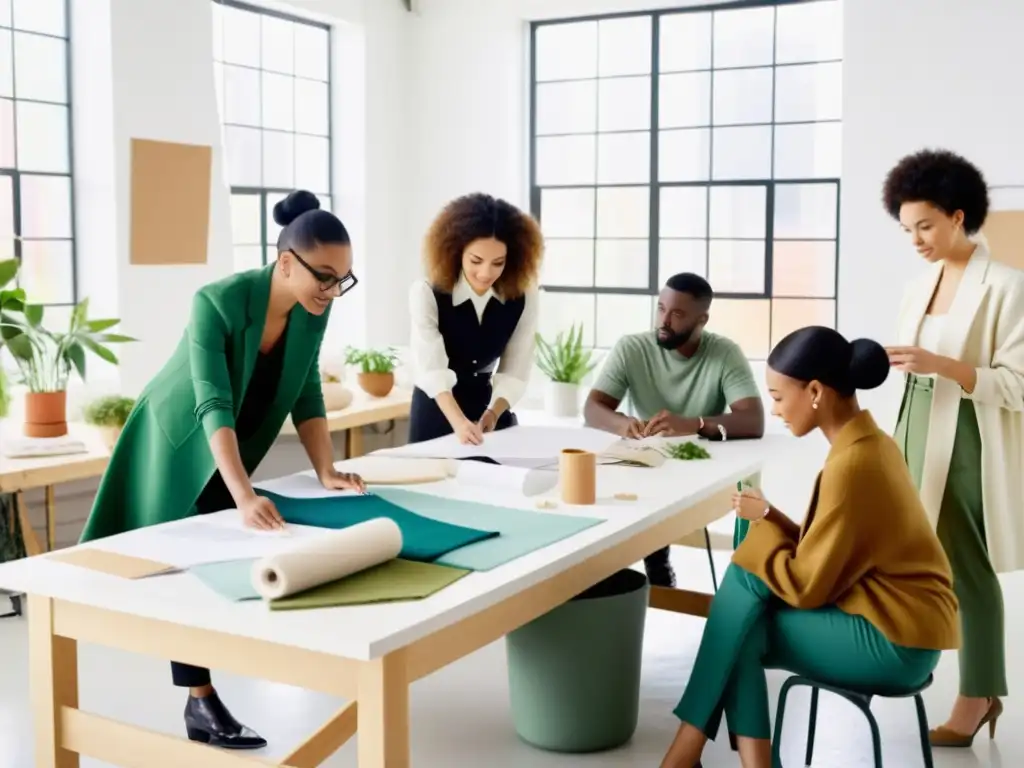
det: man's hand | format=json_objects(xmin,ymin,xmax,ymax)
[
  {"xmin": 619, "ymin": 417, "xmax": 646, "ymax": 439},
  {"xmin": 643, "ymin": 410, "xmax": 698, "ymax": 437},
  {"xmin": 318, "ymin": 468, "xmax": 367, "ymax": 494}
]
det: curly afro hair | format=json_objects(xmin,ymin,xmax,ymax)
[
  {"xmin": 882, "ymin": 149, "xmax": 990, "ymax": 234},
  {"xmin": 423, "ymin": 193, "xmax": 544, "ymax": 300}
]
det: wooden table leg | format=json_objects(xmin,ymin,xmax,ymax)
[
  {"xmin": 15, "ymin": 491, "xmax": 43, "ymax": 557},
  {"xmin": 357, "ymin": 654, "xmax": 409, "ymax": 768},
  {"xmin": 45, "ymin": 485, "xmax": 56, "ymax": 552},
  {"xmin": 346, "ymin": 427, "xmax": 365, "ymax": 459},
  {"xmin": 29, "ymin": 596, "xmax": 79, "ymax": 768}
]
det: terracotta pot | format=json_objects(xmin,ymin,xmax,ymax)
[
  {"xmin": 357, "ymin": 372, "xmax": 395, "ymax": 398},
  {"xmin": 97, "ymin": 425, "xmax": 122, "ymax": 452},
  {"xmin": 24, "ymin": 391, "xmax": 69, "ymax": 438}
]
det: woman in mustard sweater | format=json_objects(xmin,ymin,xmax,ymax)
[{"xmin": 659, "ymin": 326, "xmax": 960, "ymax": 768}]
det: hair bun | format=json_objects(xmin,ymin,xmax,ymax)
[
  {"xmin": 848, "ymin": 338, "xmax": 890, "ymax": 391},
  {"xmin": 273, "ymin": 190, "xmax": 320, "ymax": 227}
]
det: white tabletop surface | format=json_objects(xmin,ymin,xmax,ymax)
[{"xmin": 0, "ymin": 431, "xmax": 793, "ymax": 661}]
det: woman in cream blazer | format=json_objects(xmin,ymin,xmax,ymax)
[{"xmin": 883, "ymin": 149, "xmax": 1024, "ymax": 748}]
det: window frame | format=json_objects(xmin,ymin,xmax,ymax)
[
  {"xmin": 212, "ymin": 0, "xmax": 333, "ymax": 269},
  {"xmin": 1, "ymin": 0, "xmax": 78, "ymax": 307},
  {"xmin": 528, "ymin": 0, "xmax": 842, "ymax": 357}
]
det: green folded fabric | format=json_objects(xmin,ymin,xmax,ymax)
[
  {"xmin": 372, "ymin": 488, "xmax": 604, "ymax": 571},
  {"xmin": 189, "ymin": 557, "xmax": 469, "ymax": 606},
  {"xmin": 256, "ymin": 489, "xmax": 498, "ymax": 562},
  {"xmin": 269, "ymin": 559, "xmax": 469, "ymax": 610}
]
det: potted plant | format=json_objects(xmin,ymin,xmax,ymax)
[
  {"xmin": 0, "ymin": 259, "xmax": 136, "ymax": 437},
  {"xmin": 345, "ymin": 346, "xmax": 399, "ymax": 398},
  {"xmin": 83, "ymin": 394, "xmax": 136, "ymax": 450},
  {"xmin": 535, "ymin": 323, "xmax": 597, "ymax": 418},
  {"xmin": 320, "ymin": 369, "xmax": 353, "ymax": 411}
]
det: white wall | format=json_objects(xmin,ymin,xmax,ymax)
[{"xmin": 404, "ymin": 0, "xmax": 1024, "ymax": 420}]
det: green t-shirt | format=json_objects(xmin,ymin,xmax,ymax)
[{"xmin": 593, "ymin": 331, "xmax": 760, "ymax": 421}]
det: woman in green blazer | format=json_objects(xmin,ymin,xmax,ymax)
[{"xmin": 81, "ymin": 189, "xmax": 365, "ymax": 750}]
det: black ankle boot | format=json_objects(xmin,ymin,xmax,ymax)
[
  {"xmin": 644, "ymin": 547, "xmax": 676, "ymax": 588},
  {"xmin": 184, "ymin": 691, "xmax": 267, "ymax": 749}
]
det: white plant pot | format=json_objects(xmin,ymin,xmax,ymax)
[{"xmin": 545, "ymin": 381, "xmax": 580, "ymax": 418}]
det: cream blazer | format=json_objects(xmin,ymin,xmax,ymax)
[{"xmin": 895, "ymin": 244, "xmax": 1024, "ymax": 573}]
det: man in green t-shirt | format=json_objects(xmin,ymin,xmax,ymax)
[{"xmin": 584, "ymin": 273, "xmax": 765, "ymax": 586}]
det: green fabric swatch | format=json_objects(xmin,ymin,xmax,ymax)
[
  {"xmin": 189, "ymin": 557, "xmax": 468, "ymax": 606},
  {"xmin": 191, "ymin": 558, "xmax": 262, "ymax": 601},
  {"xmin": 269, "ymin": 559, "xmax": 469, "ymax": 611},
  {"xmin": 257, "ymin": 489, "xmax": 498, "ymax": 562},
  {"xmin": 372, "ymin": 488, "xmax": 604, "ymax": 571}
]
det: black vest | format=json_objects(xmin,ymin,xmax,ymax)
[
  {"xmin": 433, "ymin": 288, "xmax": 526, "ymax": 382},
  {"xmin": 407, "ymin": 287, "xmax": 526, "ymax": 443}
]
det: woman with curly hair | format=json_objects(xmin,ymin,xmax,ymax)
[
  {"xmin": 408, "ymin": 193, "xmax": 544, "ymax": 444},
  {"xmin": 883, "ymin": 148, "xmax": 1024, "ymax": 746}
]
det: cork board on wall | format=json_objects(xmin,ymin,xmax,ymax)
[
  {"xmin": 129, "ymin": 138, "xmax": 212, "ymax": 265},
  {"xmin": 983, "ymin": 210, "xmax": 1024, "ymax": 271}
]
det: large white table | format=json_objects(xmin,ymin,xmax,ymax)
[{"xmin": 0, "ymin": 430, "xmax": 784, "ymax": 768}]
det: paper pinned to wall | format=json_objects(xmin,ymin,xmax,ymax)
[
  {"xmin": 982, "ymin": 209, "xmax": 1024, "ymax": 270},
  {"xmin": 129, "ymin": 137, "xmax": 212, "ymax": 265}
]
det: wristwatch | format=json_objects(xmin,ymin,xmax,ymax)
[{"xmin": 697, "ymin": 418, "xmax": 727, "ymax": 441}]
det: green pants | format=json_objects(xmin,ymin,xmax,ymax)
[
  {"xmin": 673, "ymin": 565, "xmax": 940, "ymax": 739},
  {"xmin": 894, "ymin": 374, "xmax": 1007, "ymax": 697}
]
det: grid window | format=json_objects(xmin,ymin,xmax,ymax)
[
  {"xmin": 212, "ymin": 0, "xmax": 331, "ymax": 272},
  {"xmin": 530, "ymin": 0, "xmax": 842, "ymax": 359},
  {"xmin": 0, "ymin": 0, "xmax": 76, "ymax": 316}
]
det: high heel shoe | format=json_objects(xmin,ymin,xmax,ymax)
[
  {"xmin": 929, "ymin": 697, "xmax": 1002, "ymax": 748},
  {"xmin": 184, "ymin": 691, "xmax": 267, "ymax": 749}
]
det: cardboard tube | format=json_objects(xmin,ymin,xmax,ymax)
[{"xmin": 559, "ymin": 448, "xmax": 596, "ymax": 505}]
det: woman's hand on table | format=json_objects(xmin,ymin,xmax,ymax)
[
  {"xmin": 240, "ymin": 495, "xmax": 286, "ymax": 531},
  {"xmin": 732, "ymin": 487, "xmax": 771, "ymax": 521},
  {"xmin": 318, "ymin": 468, "xmax": 367, "ymax": 494},
  {"xmin": 477, "ymin": 408, "xmax": 498, "ymax": 433},
  {"xmin": 455, "ymin": 418, "xmax": 484, "ymax": 445}
]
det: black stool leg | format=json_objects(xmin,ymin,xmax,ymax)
[
  {"xmin": 771, "ymin": 677, "xmax": 799, "ymax": 767},
  {"xmin": 805, "ymin": 687, "xmax": 819, "ymax": 766},
  {"xmin": 704, "ymin": 528, "xmax": 719, "ymax": 592},
  {"xmin": 913, "ymin": 694, "xmax": 934, "ymax": 768}
]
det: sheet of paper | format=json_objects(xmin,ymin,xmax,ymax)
[
  {"xmin": 454, "ymin": 460, "xmax": 558, "ymax": 497},
  {"xmin": 373, "ymin": 425, "xmax": 619, "ymax": 461},
  {"xmin": 109, "ymin": 516, "xmax": 335, "ymax": 569},
  {"xmin": 255, "ymin": 473, "xmax": 359, "ymax": 499}
]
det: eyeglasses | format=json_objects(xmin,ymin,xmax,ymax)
[{"xmin": 289, "ymin": 250, "xmax": 358, "ymax": 296}]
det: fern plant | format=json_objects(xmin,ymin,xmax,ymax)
[
  {"xmin": 535, "ymin": 323, "xmax": 597, "ymax": 385},
  {"xmin": 344, "ymin": 346, "xmax": 399, "ymax": 374}
]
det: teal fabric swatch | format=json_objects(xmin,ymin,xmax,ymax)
[
  {"xmin": 191, "ymin": 559, "xmax": 261, "ymax": 601},
  {"xmin": 256, "ymin": 489, "xmax": 498, "ymax": 562},
  {"xmin": 372, "ymin": 488, "xmax": 604, "ymax": 571}
]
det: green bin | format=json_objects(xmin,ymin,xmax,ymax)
[{"xmin": 506, "ymin": 568, "xmax": 649, "ymax": 752}]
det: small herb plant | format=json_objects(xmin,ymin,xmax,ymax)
[
  {"xmin": 83, "ymin": 395, "xmax": 136, "ymax": 428},
  {"xmin": 662, "ymin": 441, "xmax": 711, "ymax": 460},
  {"xmin": 535, "ymin": 323, "xmax": 597, "ymax": 385},
  {"xmin": 345, "ymin": 346, "xmax": 399, "ymax": 374}
]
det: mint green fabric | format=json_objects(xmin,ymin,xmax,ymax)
[
  {"xmin": 593, "ymin": 331, "xmax": 759, "ymax": 421},
  {"xmin": 256, "ymin": 489, "xmax": 498, "ymax": 562},
  {"xmin": 189, "ymin": 557, "xmax": 468, "ymax": 605},
  {"xmin": 372, "ymin": 488, "xmax": 603, "ymax": 571},
  {"xmin": 190, "ymin": 559, "xmax": 261, "ymax": 601}
]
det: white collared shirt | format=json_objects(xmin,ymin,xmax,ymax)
[{"xmin": 408, "ymin": 274, "xmax": 538, "ymax": 410}]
